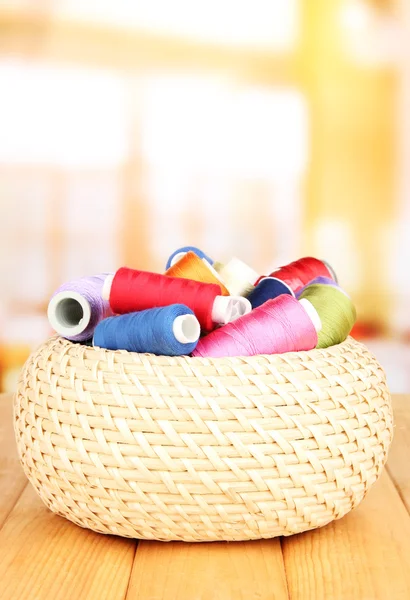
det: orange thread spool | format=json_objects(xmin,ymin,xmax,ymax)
[{"xmin": 165, "ymin": 251, "xmax": 230, "ymax": 296}]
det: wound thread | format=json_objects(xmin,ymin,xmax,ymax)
[
  {"xmin": 192, "ymin": 295, "xmax": 319, "ymax": 358},
  {"xmin": 296, "ymin": 276, "xmax": 342, "ymax": 299},
  {"xmin": 165, "ymin": 251, "xmax": 230, "ymax": 296},
  {"xmin": 48, "ymin": 274, "xmax": 113, "ymax": 342},
  {"xmin": 298, "ymin": 284, "xmax": 356, "ymax": 348},
  {"xmin": 105, "ymin": 267, "xmax": 248, "ymax": 331},
  {"xmin": 93, "ymin": 304, "xmax": 200, "ymax": 355},
  {"xmin": 267, "ymin": 257, "xmax": 336, "ymax": 294},
  {"xmin": 247, "ymin": 277, "xmax": 295, "ymax": 309},
  {"xmin": 214, "ymin": 257, "xmax": 259, "ymax": 297}
]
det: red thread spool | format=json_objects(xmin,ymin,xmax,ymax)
[
  {"xmin": 104, "ymin": 267, "xmax": 228, "ymax": 331},
  {"xmin": 261, "ymin": 257, "xmax": 336, "ymax": 294}
]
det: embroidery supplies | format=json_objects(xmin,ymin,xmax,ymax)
[
  {"xmin": 267, "ymin": 257, "xmax": 337, "ymax": 294},
  {"xmin": 213, "ymin": 257, "xmax": 259, "ymax": 297},
  {"xmin": 296, "ymin": 275, "xmax": 342, "ymax": 298},
  {"xmin": 247, "ymin": 277, "xmax": 294, "ymax": 309},
  {"xmin": 93, "ymin": 304, "xmax": 200, "ymax": 355},
  {"xmin": 48, "ymin": 274, "xmax": 112, "ymax": 342},
  {"xmin": 192, "ymin": 295, "xmax": 321, "ymax": 358},
  {"xmin": 103, "ymin": 267, "xmax": 250, "ymax": 331},
  {"xmin": 298, "ymin": 284, "xmax": 356, "ymax": 348},
  {"xmin": 165, "ymin": 251, "xmax": 230, "ymax": 296}
]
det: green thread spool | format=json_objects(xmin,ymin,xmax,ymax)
[{"xmin": 298, "ymin": 284, "xmax": 356, "ymax": 348}]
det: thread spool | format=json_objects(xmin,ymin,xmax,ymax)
[
  {"xmin": 298, "ymin": 284, "xmax": 356, "ymax": 348},
  {"xmin": 103, "ymin": 268, "xmax": 250, "ymax": 331},
  {"xmin": 296, "ymin": 276, "xmax": 342, "ymax": 299},
  {"xmin": 214, "ymin": 257, "xmax": 259, "ymax": 297},
  {"xmin": 212, "ymin": 261, "xmax": 225, "ymax": 273},
  {"xmin": 247, "ymin": 277, "xmax": 294, "ymax": 309},
  {"xmin": 48, "ymin": 274, "xmax": 113, "ymax": 342},
  {"xmin": 165, "ymin": 246, "xmax": 214, "ymax": 270},
  {"xmin": 165, "ymin": 251, "xmax": 230, "ymax": 296},
  {"xmin": 93, "ymin": 304, "xmax": 200, "ymax": 355},
  {"xmin": 192, "ymin": 295, "xmax": 321, "ymax": 358},
  {"xmin": 266, "ymin": 257, "xmax": 337, "ymax": 294}
]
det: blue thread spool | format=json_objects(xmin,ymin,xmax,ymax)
[
  {"xmin": 247, "ymin": 277, "xmax": 294, "ymax": 309},
  {"xmin": 165, "ymin": 246, "xmax": 213, "ymax": 270},
  {"xmin": 93, "ymin": 304, "xmax": 200, "ymax": 356}
]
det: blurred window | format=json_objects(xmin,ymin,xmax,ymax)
[
  {"xmin": 140, "ymin": 75, "xmax": 308, "ymax": 267},
  {"xmin": 55, "ymin": 0, "xmax": 299, "ymax": 51},
  {"xmin": 0, "ymin": 62, "xmax": 308, "ymax": 352}
]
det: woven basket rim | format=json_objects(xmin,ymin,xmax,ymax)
[{"xmin": 51, "ymin": 335, "xmax": 360, "ymax": 365}]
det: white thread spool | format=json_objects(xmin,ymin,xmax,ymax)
[
  {"xmin": 299, "ymin": 298, "xmax": 322, "ymax": 332},
  {"xmin": 102, "ymin": 274, "xmax": 251, "ymax": 326},
  {"xmin": 48, "ymin": 291, "xmax": 91, "ymax": 338},
  {"xmin": 215, "ymin": 258, "xmax": 259, "ymax": 297}
]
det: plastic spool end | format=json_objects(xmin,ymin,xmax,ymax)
[
  {"xmin": 47, "ymin": 291, "xmax": 92, "ymax": 337},
  {"xmin": 101, "ymin": 274, "xmax": 114, "ymax": 301},
  {"xmin": 211, "ymin": 296, "xmax": 234, "ymax": 324},
  {"xmin": 172, "ymin": 314, "xmax": 200, "ymax": 344},
  {"xmin": 299, "ymin": 298, "xmax": 322, "ymax": 333},
  {"xmin": 170, "ymin": 251, "xmax": 188, "ymax": 268},
  {"xmin": 322, "ymin": 260, "xmax": 338, "ymax": 283},
  {"xmin": 230, "ymin": 297, "xmax": 252, "ymax": 321}
]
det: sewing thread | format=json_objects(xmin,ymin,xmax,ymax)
[
  {"xmin": 165, "ymin": 246, "xmax": 213, "ymax": 270},
  {"xmin": 298, "ymin": 284, "xmax": 356, "ymax": 348},
  {"xmin": 104, "ymin": 267, "xmax": 250, "ymax": 331},
  {"xmin": 165, "ymin": 251, "xmax": 230, "ymax": 295},
  {"xmin": 214, "ymin": 257, "xmax": 259, "ymax": 297},
  {"xmin": 192, "ymin": 295, "xmax": 320, "ymax": 358},
  {"xmin": 247, "ymin": 277, "xmax": 294, "ymax": 309},
  {"xmin": 266, "ymin": 257, "xmax": 336, "ymax": 294},
  {"xmin": 48, "ymin": 274, "xmax": 112, "ymax": 342},
  {"xmin": 296, "ymin": 276, "xmax": 341, "ymax": 298},
  {"xmin": 93, "ymin": 304, "xmax": 200, "ymax": 355}
]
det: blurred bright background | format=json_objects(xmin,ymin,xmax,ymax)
[{"xmin": 0, "ymin": 0, "xmax": 409, "ymax": 392}]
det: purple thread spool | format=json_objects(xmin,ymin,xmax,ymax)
[
  {"xmin": 296, "ymin": 276, "xmax": 340, "ymax": 299},
  {"xmin": 48, "ymin": 274, "xmax": 113, "ymax": 342}
]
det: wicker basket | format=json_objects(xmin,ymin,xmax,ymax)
[{"xmin": 14, "ymin": 335, "xmax": 393, "ymax": 542}]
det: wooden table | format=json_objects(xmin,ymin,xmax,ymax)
[{"xmin": 1, "ymin": 393, "xmax": 410, "ymax": 600}]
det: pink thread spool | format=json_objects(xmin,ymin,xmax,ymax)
[{"xmin": 192, "ymin": 295, "xmax": 321, "ymax": 358}]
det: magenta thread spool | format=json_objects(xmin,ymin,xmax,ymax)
[{"xmin": 192, "ymin": 295, "xmax": 321, "ymax": 358}]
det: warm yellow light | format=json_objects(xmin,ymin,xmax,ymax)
[
  {"xmin": 0, "ymin": 61, "xmax": 127, "ymax": 167},
  {"xmin": 340, "ymin": 0, "xmax": 372, "ymax": 34},
  {"xmin": 141, "ymin": 74, "xmax": 308, "ymax": 177},
  {"xmin": 56, "ymin": 0, "xmax": 298, "ymax": 50}
]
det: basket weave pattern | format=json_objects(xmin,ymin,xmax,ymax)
[{"xmin": 14, "ymin": 336, "xmax": 393, "ymax": 542}]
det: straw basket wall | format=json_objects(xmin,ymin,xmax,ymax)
[{"xmin": 14, "ymin": 336, "xmax": 393, "ymax": 542}]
